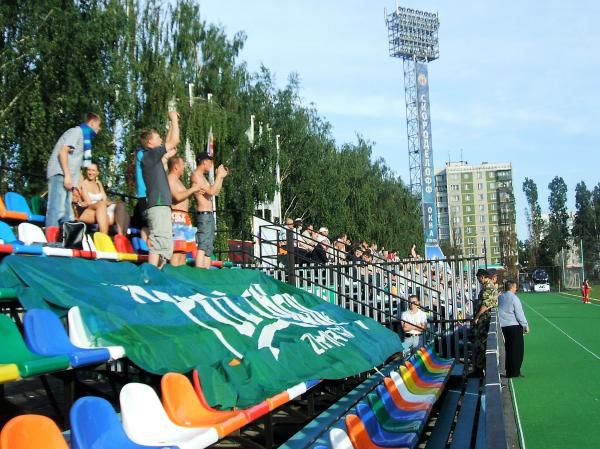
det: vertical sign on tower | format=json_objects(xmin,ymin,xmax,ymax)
[{"xmin": 416, "ymin": 62, "xmax": 442, "ymax": 259}]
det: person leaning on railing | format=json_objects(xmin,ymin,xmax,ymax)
[{"xmin": 401, "ymin": 294, "xmax": 428, "ymax": 350}]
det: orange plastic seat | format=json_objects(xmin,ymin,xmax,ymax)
[
  {"xmin": 0, "ymin": 196, "xmax": 28, "ymax": 222},
  {"xmin": 266, "ymin": 391, "xmax": 290, "ymax": 410},
  {"xmin": 0, "ymin": 415, "xmax": 69, "ymax": 449},
  {"xmin": 161, "ymin": 372, "xmax": 248, "ymax": 437},
  {"xmin": 383, "ymin": 378, "xmax": 432, "ymax": 412},
  {"xmin": 345, "ymin": 414, "xmax": 410, "ymax": 449},
  {"xmin": 417, "ymin": 349, "xmax": 451, "ymax": 373}
]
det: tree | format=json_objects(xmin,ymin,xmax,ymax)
[
  {"xmin": 543, "ymin": 176, "xmax": 569, "ymax": 259},
  {"xmin": 522, "ymin": 177, "xmax": 544, "ymax": 266},
  {"xmin": 573, "ymin": 181, "xmax": 600, "ymax": 277}
]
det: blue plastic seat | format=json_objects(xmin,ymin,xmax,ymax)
[
  {"xmin": 131, "ymin": 237, "xmax": 149, "ymax": 254},
  {"xmin": 24, "ymin": 309, "xmax": 110, "ymax": 368},
  {"xmin": 4, "ymin": 192, "xmax": 45, "ymax": 223},
  {"xmin": 375, "ymin": 385, "xmax": 428, "ymax": 422},
  {"xmin": 70, "ymin": 396, "xmax": 175, "ymax": 449},
  {"xmin": 0, "ymin": 220, "xmax": 43, "ymax": 255},
  {"xmin": 355, "ymin": 402, "xmax": 418, "ymax": 449}
]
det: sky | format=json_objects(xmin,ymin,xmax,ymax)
[{"xmin": 200, "ymin": 0, "xmax": 600, "ymax": 239}]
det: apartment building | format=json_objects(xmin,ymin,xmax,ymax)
[{"xmin": 436, "ymin": 161, "xmax": 517, "ymax": 267}]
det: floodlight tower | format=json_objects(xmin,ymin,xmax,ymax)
[{"xmin": 385, "ymin": 5, "xmax": 443, "ymax": 259}]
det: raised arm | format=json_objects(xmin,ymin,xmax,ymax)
[{"xmin": 165, "ymin": 111, "xmax": 180, "ymax": 155}]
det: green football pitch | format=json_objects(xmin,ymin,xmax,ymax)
[{"xmin": 508, "ymin": 292, "xmax": 600, "ymax": 449}]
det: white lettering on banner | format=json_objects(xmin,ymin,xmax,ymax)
[{"xmin": 114, "ymin": 283, "xmax": 363, "ymax": 358}]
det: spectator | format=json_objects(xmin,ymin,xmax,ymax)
[
  {"xmin": 76, "ymin": 163, "xmax": 130, "ymax": 235},
  {"xmin": 131, "ymin": 146, "xmax": 149, "ymax": 241},
  {"xmin": 301, "ymin": 224, "xmax": 315, "ymax": 250},
  {"xmin": 470, "ymin": 269, "xmax": 499, "ymax": 377},
  {"xmin": 46, "ymin": 112, "xmax": 101, "ymax": 227},
  {"xmin": 192, "ymin": 152, "xmax": 228, "ymax": 269},
  {"xmin": 309, "ymin": 228, "xmax": 330, "ymax": 264},
  {"xmin": 401, "ymin": 295, "xmax": 428, "ymax": 350},
  {"xmin": 293, "ymin": 218, "xmax": 312, "ymax": 263},
  {"xmin": 140, "ymin": 109, "xmax": 180, "ymax": 268},
  {"xmin": 498, "ymin": 280, "xmax": 529, "ymax": 377},
  {"xmin": 167, "ymin": 155, "xmax": 203, "ymax": 266}
]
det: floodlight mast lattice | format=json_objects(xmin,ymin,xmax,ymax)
[{"xmin": 385, "ymin": 5, "xmax": 439, "ymax": 196}]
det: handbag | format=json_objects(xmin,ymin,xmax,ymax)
[{"xmin": 60, "ymin": 221, "xmax": 87, "ymax": 249}]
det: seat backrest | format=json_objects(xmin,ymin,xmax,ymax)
[
  {"xmin": 0, "ymin": 414, "xmax": 69, "ymax": 449},
  {"xmin": 94, "ymin": 232, "xmax": 117, "ymax": 253},
  {"xmin": 0, "ymin": 220, "xmax": 17, "ymax": 243},
  {"xmin": 30, "ymin": 195, "xmax": 47, "ymax": 216},
  {"xmin": 120, "ymin": 382, "xmax": 179, "ymax": 442},
  {"xmin": 70, "ymin": 396, "xmax": 153, "ymax": 449},
  {"xmin": 162, "ymin": 372, "xmax": 211, "ymax": 425},
  {"xmin": 46, "ymin": 226, "xmax": 60, "ymax": 243},
  {"xmin": 24, "ymin": 309, "xmax": 75, "ymax": 357},
  {"xmin": 0, "ymin": 314, "xmax": 30, "ymax": 364},
  {"xmin": 355, "ymin": 402, "xmax": 378, "ymax": 435},
  {"xmin": 68, "ymin": 306, "xmax": 94, "ymax": 348},
  {"xmin": 4, "ymin": 192, "xmax": 32, "ymax": 215},
  {"xmin": 17, "ymin": 223, "xmax": 47, "ymax": 245},
  {"xmin": 329, "ymin": 427, "xmax": 354, "ymax": 449},
  {"xmin": 114, "ymin": 234, "xmax": 135, "ymax": 253},
  {"xmin": 344, "ymin": 414, "xmax": 374, "ymax": 449}
]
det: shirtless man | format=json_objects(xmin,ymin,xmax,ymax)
[
  {"xmin": 191, "ymin": 152, "xmax": 228, "ymax": 269},
  {"xmin": 167, "ymin": 155, "xmax": 203, "ymax": 266}
]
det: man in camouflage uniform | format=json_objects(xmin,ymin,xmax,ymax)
[{"xmin": 470, "ymin": 269, "xmax": 499, "ymax": 377}]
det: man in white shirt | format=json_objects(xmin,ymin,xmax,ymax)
[{"xmin": 401, "ymin": 295, "xmax": 428, "ymax": 350}]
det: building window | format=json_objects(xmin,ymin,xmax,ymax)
[
  {"xmin": 493, "ymin": 226, "xmax": 498, "ymax": 232},
  {"xmin": 453, "ymin": 195, "xmax": 460, "ymax": 202},
  {"xmin": 491, "ymin": 215, "xmax": 497, "ymax": 222},
  {"xmin": 479, "ymin": 194, "xmax": 484, "ymax": 201},
  {"xmin": 480, "ymin": 226, "xmax": 486, "ymax": 232},
  {"xmin": 481, "ymin": 237, "xmax": 486, "ymax": 244},
  {"xmin": 490, "ymin": 204, "xmax": 497, "ymax": 211},
  {"xmin": 465, "ymin": 205, "xmax": 472, "ymax": 212},
  {"xmin": 452, "ymin": 174, "xmax": 459, "ymax": 181},
  {"xmin": 477, "ymin": 172, "xmax": 483, "ymax": 179},
  {"xmin": 464, "ymin": 184, "xmax": 470, "ymax": 190},
  {"xmin": 451, "ymin": 184, "xmax": 459, "ymax": 191},
  {"xmin": 479, "ymin": 204, "xmax": 485, "ymax": 211},
  {"xmin": 465, "ymin": 216, "xmax": 472, "ymax": 223},
  {"xmin": 479, "ymin": 215, "xmax": 485, "ymax": 223},
  {"xmin": 463, "ymin": 173, "xmax": 469, "ymax": 180},
  {"xmin": 489, "ymin": 182, "xmax": 496, "ymax": 190},
  {"xmin": 477, "ymin": 183, "xmax": 483, "ymax": 190},
  {"xmin": 464, "ymin": 194, "xmax": 471, "ymax": 201}
]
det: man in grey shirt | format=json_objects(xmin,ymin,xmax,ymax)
[
  {"xmin": 499, "ymin": 280, "xmax": 530, "ymax": 377},
  {"xmin": 46, "ymin": 112, "xmax": 101, "ymax": 227}
]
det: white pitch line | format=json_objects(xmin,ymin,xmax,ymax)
[
  {"xmin": 509, "ymin": 379, "xmax": 527, "ymax": 449},
  {"xmin": 559, "ymin": 291, "xmax": 600, "ymax": 307},
  {"xmin": 522, "ymin": 300, "xmax": 600, "ymax": 361}
]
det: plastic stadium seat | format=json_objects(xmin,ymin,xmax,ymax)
[
  {"xmin": 0, "ymin": 314, "xmax": 69, "ymax": 377},
  {"xmin": 417, "ymin": 348, "xmax": 453, "ymax": 371},
  {"xmin": 421, "ymin": 346, "xmax": 453, "ymax": 366},
  {"xmin": 0, "ymin": 195, "xmax": 28, "ymax": 222},
  {"xmin": 0, "ymin": 415, "xmax": 69, "ymax": 449},
  {"xmin": 67, "ymin": 306, "xmax": 125, "ymax": 360},
  {"xmin": 30, "ymin": 195, "xmax": 47, "ymax": 217},
  {"xmin": 114, "ymin": 234, "xmax": 135, "ymax": 253},
  {"xmin": 161, "ymin": 373, "xmax": 248, "ymax": 438},
  {"xmin": 120, "ymin": 382, "xmax": 219, "ymax": 449},
  {"xmin": 0, "ymin": 221, "xmax": 42, "ymax": 255},
  {"xmin": 389, "ymin": 371, "xmax": 436, "ymax": 404},
  {"xmin": 17, "ymin": 222, "xmax": 46, "ymax": 245},
  {"xmin": 24, "ymin": 309, "xmax": 110, "ymax": 368},
  {"xmin": 329, "ymin": 428, "xmax": 354, "ymax": 449},
  {"xmin": 398, "ymin": 365, "xmax": 442, "ymax": 393},
  {"xmin": 355, "ymin": 402, "xmax": 418, "ymax": 449},
  {"xmin": 366, "ymin": 392, "xmax": 424, "ymax": 434},
  {"xmin": 0, "ymin": 243, "xmax": 13, "ymax": 254},
  {"xmin": 4, "ymin": 192, "xmax": 45, "ymax": 223},
  {"xmin": 405, "ymin": 360, "xmax": 447, "ymax": 383},
  {"xmin": 132, "ymin": 237, "xmax": 149, "ymax": 254},
  {"xmin": 383, "ymin": 378, "xmax": 432, "ymax": 412},
  {"xmin": 345, "ymin": 414, "xmax": 409, "ymax": 449},
  {"xmin": 93, "ymin": 232, "xmax": 119, "ymax": 260},
  {"xmin": 46, "ymin": 226, "xmax": 60, "ymax": 243},
  {"xmin": 70, "ymin": 396, "xmax": 174, "ymax": 449},
  {"xmin": 0, "ymin": 364, "xmax": 20, "ymax": 383},
  {"xmin": 375, "ymin": 385, "xmax": 428, "ymax": 421}
]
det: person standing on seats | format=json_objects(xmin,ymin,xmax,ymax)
[
  {"xmin": 139, "ymin": 109, "xmax": 180, "ymax": 269},
  {"xmin": 191, "ymin": 153, "xmax": 228, "ymax": 269},
  {"xmin": 470, "ymin": 269, "xmax": 499, "ymax": 377},
  {"xmin": 46, "ymin": 112, "xmax": 102, "ymax": 227},
  {"xmin": 498, "ymin": 280, "xmax": 529, "ymax": 377}
]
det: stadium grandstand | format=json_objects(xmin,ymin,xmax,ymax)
[{"xmin": 0, "ymin": 183, "xmax": 524, "ymax": 449}]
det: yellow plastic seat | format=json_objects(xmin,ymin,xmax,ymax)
[{"xmin": 0, "ymin": 363, "xmax": 20, "ymax": 383}]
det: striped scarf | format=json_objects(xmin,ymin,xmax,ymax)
[{"xmin": 80, "ymin": 123, "xmax": 96, "ymax": 168}]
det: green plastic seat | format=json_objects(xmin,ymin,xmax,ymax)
[
  {"xmin": 0, "ymin": 314, "xmax": 70, "ymax": 377},
  {"xmin": 367, "ymin": 392, "xmax": 424, "ymax": 434},
  {"xmin": 30, "ymin": 195, "xmax": 47, "ymax": 216},
  {"xmin": 0, "ymin": 287, "xmax": 17, "ymax": 300}
]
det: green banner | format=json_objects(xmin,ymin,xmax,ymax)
[{"xmin": 1, "ymin": 256, "xmax": 402, "ymax": 408}]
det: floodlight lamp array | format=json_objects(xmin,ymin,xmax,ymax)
[{"xmin": 386, "ymin": 6, "xmax": 440, "ymax": 61}]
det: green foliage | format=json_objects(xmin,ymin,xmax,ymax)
[
  {"xmin": 522, "ymin": 177, "xmax": 544, "ymax": 266},
  {"xmin": 573, "ymin": 182, "xmax": 599, "ymax": 275},
  {"xmin": 0, "ymin": 0, "xmax": 423, "ymax": 252}
]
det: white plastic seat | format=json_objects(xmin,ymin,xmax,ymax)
[
  {"xmin": 329, "ymin": 427, "xmax": 354, "ymax": 449},
  {"xmin": 42, "ymin": 247, "xmax": 75, "ymax": 257},
  {"xmin": 68, "ymin": 306, "xmax": 126, "ymax": 360},
  {"xmin": 82, "ymin": 236, "xmax": 97, "ymax": 253},
  {"xmin": 120, "ymin": 382, "xmax": 219, "ymax": 449},
  {"xmin": 17, "ymin": 222, "xmax": 46, "ymax": 245},
  {"xmin": 390, "ymin": 370, "xmax": 436, "ymax": 404}
]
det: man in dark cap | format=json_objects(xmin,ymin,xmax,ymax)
[{"xmin": 470, "ymin": 268, "xmax": 498, "ymax": 377}]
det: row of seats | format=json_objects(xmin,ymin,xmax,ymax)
[
  {"xmin": 282, "ymin": 346, "xmax": 454, "ymax": 449},
  {"xmin": 0, "ymin": 307, "xmax": 125, "ymax": 384},
  {"xmin": 0, "ymin": 192, "xmax": 45, "ymax": 224},
  {"xmin": 1, "ymin": 368, "xmax": 319, "ymax": 449},
  {"xmin": 0, "ymin": 220, "xmax": 232, "ymax": 267}
]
